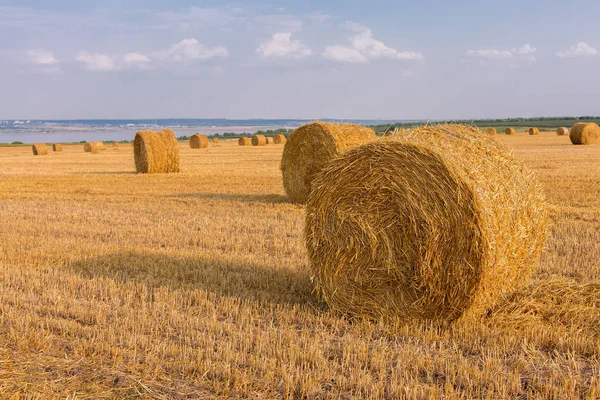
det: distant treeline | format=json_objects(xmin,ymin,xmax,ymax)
[{"xmin": 369, "ymin": 116, "xmax": 600, "ymax": 134}]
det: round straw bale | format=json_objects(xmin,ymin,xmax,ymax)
[
  {"xmin": 569, "ymin": 122, "xmax": 600, "ymax": 145},
  {"xmin": 213, "ymin": 137, "xmax": 219, "ymax": 143},
  {"xmin": 528, "ymin": 127, "xmax": 539, "ymax": 135},
  {"xmin": 505, "ymin": 128, "xmax": 516, "ymax": 135},
  {"xmin": 306, "ymin": 124, "xmax": 548, "ymax": 323},
  {"xmin": 84, "ymin": 142, "xmax": 99, "ymax": 153},
  {"xmin": 556, "ymin": 127, "xmax": 569, "ymax": 136},
  {"xmin": 265, "ymin": 137, "xmax": 271, "ymax": 144},
  {"xmin": 238, "ymin": 137, "xmax": 251, "ymax": 146},
  {"xmin": 190, "ymin": 134, "xmax": 209, "ymax": 149},
  {"xmin": 52, "ymin": 143, "xmax": 62, "ymax": 152},
  {"xmin": 32, "ymin": 143, "xmax": 48, "ymax": 156},
  {"xmin": 133, "ymin": 129, "xmax": 180, "ymax": 173},
  {"xmin": 273, "ymin": 134, "xmax": 287, "ymax": 144},
  {"xmin": 252, "ymin": 134, "xmax": 267, "ymax": 146},
  {"xmin": 111, "ymin": 141, "xmax": 120, "ymax": 149},
  {"xmin": 281, "ymin": 122, "xmax": 376, "ymax": 204},
  {"xmin": 486, "ymin": 127, "xmax": 497, "ymax": 135}
]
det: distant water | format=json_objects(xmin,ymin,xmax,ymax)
[{"xmin": 0, "ymin": 118, "xmax": 410, "ymax": 144}]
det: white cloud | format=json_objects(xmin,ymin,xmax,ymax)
[
  {"xmin": 156, "ymin": 38, "xmax": 229, "ymax": 62},
  {"xmin": 323, "ymin": 24, "xmax": 423, "ymax": 63},
  {"xmin": 556, "ymin": 42, "xmax": 597, "ymax": 58},
  {"xmin": 123, "ymin": 52, "xmax": 151, "ymax": 66},
  {"xmin": 76, "ymin": 51, "xmax": 118, "ymax": 71},
  {"xmin": 466, "ymin": 44, "xmax": 536, "ymax": 61},
  {"xmin": 257, "ymin": 33, "xmax": 312, "ymax": 59},
  {"xmin": 27, "ymin": 49, "xmax": 58, "ymax": 65}
]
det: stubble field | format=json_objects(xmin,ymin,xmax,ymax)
[{"xmin": 0, "ymin": 132, "xmax": 599, "ymax": 399}]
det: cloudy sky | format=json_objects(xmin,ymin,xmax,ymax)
[{"xmin": 1, "ymin": 0, "xmax": 599, "ymax": 120}]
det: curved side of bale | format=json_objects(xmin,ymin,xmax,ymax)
[
  {"xmin": 273, "ymin": 134, "xmax": 287, "ymax": 144},
  {"xmin": 238, "ymin": 137, "xmax": 251, "ymax": 146},
  {"xmin": 265, "ymin": 137, "xmax": 271, "ymax": 144},
  {"xmin": 52, "ymin": 143, "xmax": 62, "ymax": 152},
  {"xmin": 528, "ymin": 127, "xmax": 540, "ymax": 135},
  {"xmin": 305, "ymin": 124, "xmax": 548, "ymax": 323},
  {"xmin": 569, "ymin": 123, "xmax": 600, "ymax": 145},
  {"xmin": 133, "ymin": 129, "xmax": 180, "ymax": 173},
  {"xmin": 252, "ymin": 134, "xmax": 267, "ymax": 146},
  {"xmin": 32, "ymin": 143, "xmax": 48, "ymax": 156},
  {"xmin": 486, "ymin": 127, "xmax": 497, "ymax": 135},
  {"xmin": 84, "ymin": 142, "xmax": 99, "ymax": 153},
  {"xmin": 213, "ymin": 137, "xmax": 219, "ymax": 143},
  {"xmin": 505, "ymin": 128, "xmax": 516, "ymax": 135},
  {"xmin": 190, "ymin": 134, "xmax": 209, "ymax": 149}
]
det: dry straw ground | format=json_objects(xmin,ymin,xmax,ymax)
[{"xmin": 0, "ymin": 133, "xmax": 599, "ymax": 399}]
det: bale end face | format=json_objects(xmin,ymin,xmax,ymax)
[
  {"xmin": 190, "ymin": 134, "xmax": 209, "ymax": 149},
  {"xmin": 133, "ymin": 129, "xmax": 180, "ymax": 173},
  {"xmin": 570, "ymin": 122, "xmax": 600, "ymax": 145}
]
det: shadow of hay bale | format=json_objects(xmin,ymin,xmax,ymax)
[
  {"xmin": 70, "ymin": 251, "xmax": 318, "ymax": 307},
  {"xmin": 166, "ymin": 192, "xmax": 291, "ymax": 204}
]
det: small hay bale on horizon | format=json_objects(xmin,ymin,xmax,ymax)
[
  {"xmin": 505, "ymin": 128, "xmax": 516, "ymax": 135},
  {"xmin": 52, "ymin": 143, "xmax": 62, "ymax": 152},
  {"xmin": 556, "ymin": 127, "xmax": 569, "ymax": 136},
  {"xmin": 570, "ymin": 122, "xmax": 600, "ymax": 145},
  {"xmin": 32, "ymin": 143, "xmax": 48, "ymax": 156},
  {"xmin": 281, "ymin": 122, "xmax": 376, "ymax": 204},
  {"xmin": 84, "ymin": 142, "xmax": 100, "ymax": 153},
  {"xmin": 112, "ymin": 142, "xmax": 120, "ymax": 149},
  {"xmin": 133, "ymin": 129, "xmax": 180, "ymax": 173},
  {"xmin": 486, "ymin": 127, "xmax": 497, "ymax": 135},
  {"xmin": 305, "ymin": 124, "xmax": 548, "ymax": 323},
  {"xmin": 213, "ymin": 137, "xmax": 219, "ymax": 143},
  {"xmin": 190, "ymin": 134, "xmax": 209, "ymax": 149},
  {"xmin": 528, "ymin": 127, "xmax": 540, "ymax": 135},
  {"xmin": 273, "ymin": 134, "xmax": 287, "ymax": 144},
  {"xmin": 252, "ymin": 134, "xmax": 267, "ymax": 146},
  {"xmin": 238, "ymin": 137, "xmax": 251, "ymax": 146}
]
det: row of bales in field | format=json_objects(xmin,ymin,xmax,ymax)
[
  {"xmin": 238, "ymin": 134, "xmax": 287, "ymax": 146},
  {"xmin": 279, "ymin": 121, "xmax": 548, "ymax": 323},
  {"xmin": 31, "ymin": 141, "xmax": 122, "ymax": 155},
  {"xmin": 498, "ymin": 123, "xmax": 600, "ymax": 144}
]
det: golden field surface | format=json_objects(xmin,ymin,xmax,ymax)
[{"xmin": 0, "ymin": 132, "xmax": 599, "ymax": 399}]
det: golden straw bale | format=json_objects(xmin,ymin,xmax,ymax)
[
  {"xmin": 190, "ymin": 134, "xmax": 209, "ymax": 149},
  {"xmin": 556, "ymin": 127, "xmax": 569, "ymax": 136},
  {"xmin": 32, "ymin": 143, "xmax": 48, "ymax": 156},
  {"xmin": 252, "ymin": 134, "xmax": 267, "ymax": 146},
  {"xmin": 265, "ymin": 137, "xmax": 271, "ymax": 144},
  {"xmin": 570, "ymin": 122, "xmax": 600, "ymax": 145},
  {"xmin": 112, "ymin": 142, "xmax": 120, "ymax": 149},
  {"xmin": 84, "ymin": 142, "xmax": 99, "ymax": 153},
  {"xmin": 52, "ymin": 143, "xmax": 62, "ymax": 152},
  {"xmin": 213, "ymin": 137, "xmax": 219, "ymax": 143},
  {"xmin": 505, "ymin": 128, "xmax": 516, "ymax": 135},
  {"xmin": 528, "ymin": 127, "xmax": 540, "ymax": 135},
  {"xmin": 486, "ymin": 127, "xmax": 497, "ymax": 135},
  {"xmin": 133, "ymin": 129, "xmax": 180, "ymax": 174},
  {"xmin": 273, "ymin": 134, "xmax": 287, "ymax": 144},
  {"xmin": 281, "ymin": 122, "xmax": 376, "ymax": 204},
  {"xmin": 238, "ymin": 137, "xmax": 251, "ymax": 146},
  {"xmin": 306, "ymin": 124, "xmax": 548, "ymax": 323}
]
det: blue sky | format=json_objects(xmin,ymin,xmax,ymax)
[{"xmin": 1, "ymin": 0, "xmax": 599, "ymax": 119}]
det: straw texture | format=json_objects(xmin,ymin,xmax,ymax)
[
  {"xmin": 569, "ymin": 123, "xmax": 600, "ymax": 145},
  {"xmin": 190, "ymin": 134, "xmax": 209, "ymax": 149},
  {"xmin": 306, "ymin": 124, "xmax": 548, "ymax": 323},
  {"xmin": 133, "ymin": 129, "xmax": 180, "ymax": 174},
  {"xmin": 281, "ymin": 122, "xmax": 376, "ymax": 204},
  {"xmin": 32, "ymin": 144, "xmax": 48, "ymax": 156}
]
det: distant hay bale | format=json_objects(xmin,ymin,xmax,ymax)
[
  {"xmin": 569, "ymin": 122, "xmax": 600, "ymax": 145},
  {"xmin": 32, "ymin": 143, "xmax": 48, "ymax": 156},
  {"xmin": 528, "ymin": 127, "xmax": 540, "ymax": 135},
  {"xmin": 273, "ymin": 134, "xmax": 287, "ymax": 144},
  {"xmin": 95, "ymin": 142, "xmax": 105, "ymax": 150},
  {"xmin": 265, "ymin": 137, "xmax": 271, "ymax": 144},
  {"xmin": 84, "ymin": 142, "xmax": 99, "ymax": 153},
  {"xmin": 505, "ymin": 128, "xmax": 516, "ymax": 135},
  {"xmin": 281, "ymin": 122, "xmax": 376, "ymax": 204},
  {"xmin": 252, "ymin": 134, "xmax": 267, "ymax": 146},
  {"xmin": 213, "ymin": 137, "xmax": 219, "ymax": 143},
  {"xmin": 190, "ymin": 134, "xmax": 209, "ymax": 149},
  {"xmin": 556, "ymin": 127, "xmax": 569, "ymax": 136},
  {"xmin": 238, "ymin": 137, "xmax": 251, "ymax": 146},
  {"xmin": 52, "ymin": 143, "xmax": 62, "ymax": 152},
  {"xmin": 133, "ymin": 129, "xmax": 180, "ymax": 174},
  {"xmin": 306, "ymin": 124, "xmax": 548, "ymax": 323},
  {"xmin": 112, "ymin": 142, "xmax": 120, "ymax": 149},
  {"xmin": 486, "ymin": 127, "xmax": 497, "ymax": 135}
]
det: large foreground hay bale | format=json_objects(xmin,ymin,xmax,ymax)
[
  {"xmin": 306, "ymin": 124, "xmax": 548, "ymax": 323},
  {"xmin": 486, "ymin": 127, "xmax": 496, "ymax": 135},
  {"xmin": 556, "ymin": 127, "xmax": 569, "ymax": 136},
  {"xmin": 252, "ymin": 134, "xmax": 267, "ymax": 146},
  {"xmin": 32, "ymin": 143, "xmax": 48, "ymax": 155},
  {"xmin": 213, "ymin": 137, "xmax": 219, "ymax": 143},
  {"xmin": 134, "ymin": 129, "xmax": 180, "ymax": 173},
  {"xmin": 281, "ymin": 122, "xmax": 376, "ymax": 204},
  {"xmin": 528, "ymin": 127, "xmax": 540, "ymax": 135},
  {"xmin": 238, "ymin": 137, "xmax": 251, "ymax": 146},
  {"xmin": 273, "ymin": 134, "xmax": 287, "ymax": 144},
  {"xmin": 52, "ymin": 143, "xmax": 62, "ymax": 152},
  {"xmin": 569, "ymin": 122, "xmax": 600, "ymax": 145},
  {"xmin": 505, "ymin": 128, "xmax": 516, "ymax": 135},
  {"xmin": 84, "ymin": 142, "xmax": 99, "ymax": 153},
  {"xmin": 190, "ymin": 134, "xmax": 209, "ymax": 149}
]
